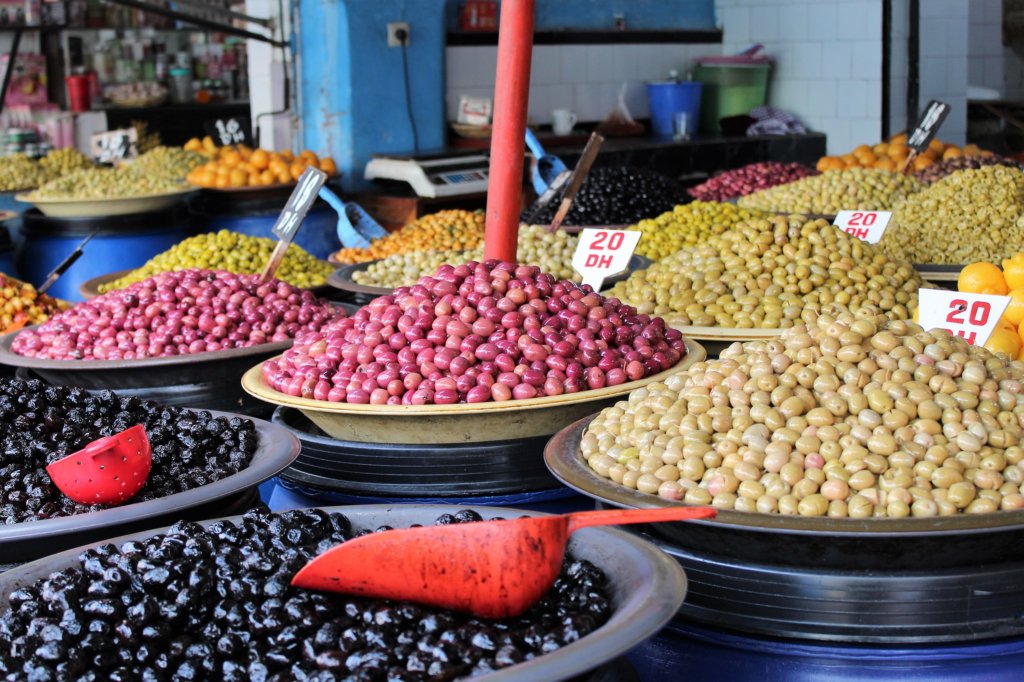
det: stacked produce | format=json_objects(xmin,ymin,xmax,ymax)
[
  {"xmin": 687, "ymin": 162, "xmax": 817, "ymax": 202},
  {"xmin": 128, "ymin": 145, "xmax": 207, "ymax": 183},
  {"xmin": 737, "ymin": 168, "xmax": 921, "ymax": 215},
  {"xmin": 352, "ymin": 224, "xmax": 580, "ymax": 287},
  {"xmin": 184, "ymin": 140, "xmax": 337, "ymax": 189},
  {"xmin": 582, "ymin": 309, "xmax": 1024, "ymax": 517},
  {"xmin": 263, "ymin": 260, "xmax": 688, "ymax": 405},
  {"xmin": 879, "ymin": 165, "xmax": 1024, "ymax": 264},
  {"xmin": 817, "ymin": 134, "xmax": 990, "ymax": 172},
  {"xmin": 0, "ymin": 378, "xmax": 257, "ymax": 522},
  {"xmin": 914, "ymin": 154, "xmax": 1021, "ymax": 185},
  {"xmin": 12, "ymin": 269, "xmax": 341, "ymax": 360},
  {"xmin": 630, "ymin": 201, "xmax": 769, "ymax": 260},
  {"xmin": 98, "ymin": 231, "xmax": 334, "ymax": 293},
  {"xmin": 0, "ymin": 148, "xmax": 95, "ymax": 192},
  {"xmin": 953, "ymin": 258, "xmax": 1024, "ymax": 360},
  {"xmin": 29, "ymin": 167, "xmax": 184, "ymax": 200},
  {"xmin": 0, "ymin": 507, "xmax": 610, "ymax": 679},
  {"xmin": 523, "ymin": 166, "xmax": 688, "ymax": 226},
  {"xmin": 0, "ymin": 273, "xmax": 68, "ymax": 333},
  {"xmin": 37, "ymin": 147, "xmax": 92, "ymax": 176},
  {"xmin": 609, "ymin": 215, "xmax": 922, "ymax": 328},
  {"xmin": 331, "ymin": 209, "xmax": 485, "ymax": 265}
]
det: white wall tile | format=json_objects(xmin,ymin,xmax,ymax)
[
  {"xmin": 822, "ymin": 40, "xmax": 853, "ymax": 80},
  {"xmin": 807, "ymin": 2, "xmax": 839, "ymax": 41},
  {"xmin": 531, "ymin": 46, "xmax": 561, "ymax": 86},
  {"xmin": 836, "ymin": 1, "xmax": 869, "ymax": 42},
  {"xmin": 719, "ymin": 7, "xmax": 751, "ymax": 44},
  {"xmin": 750, "ymin": 5, "xmax": 781, "ymax": 42},
  {"xmin": 777, "ymin": 4, "xmax": 809, "ymax": 42},
  {"xmin": 445, "ymin": 47, "xmax": 476, "ymax": 88},
  {"xmin": 850, "ymin": 40, "xmax": 882, "ymax": 80},
  {"xmin": 983, "ymin": 56, "xmax": 1004, "ymax": 90},
  {"xmin": 804, "ymin": 80, "xmax": 837, "ymax": 118},
  {"xmin": 475, "ymin": 47, "xmax": 499, "ymax": 88}
]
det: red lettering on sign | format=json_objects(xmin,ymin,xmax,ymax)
[{"xmin": 845, "ymin": 227, "xmax": 869, "ymax": 239}]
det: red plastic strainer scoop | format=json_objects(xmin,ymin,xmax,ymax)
[{"xmin": 45, "ymin": 424, "xmax": 152, "ymax": 505}]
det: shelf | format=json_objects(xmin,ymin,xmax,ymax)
[
  {"xmin": 0, "ymin": 24, "xmax": 67, "ymax": 34},
  {"xmin": 447, "ymin": 28, "xmax": 723, "ymax": 46}
]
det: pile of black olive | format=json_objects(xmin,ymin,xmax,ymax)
[
  {"xmin": 522, "ymin": 165, "xmax": 689, "ymax": 226},
  {"xmin": 0, "ymin": 379, "xmax": 258, "ymax": 525},
  {"xmin": 0, "ymin": 508, "xmax": 611, "ymax": 681}
]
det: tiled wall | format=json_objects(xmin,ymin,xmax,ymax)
[
  {"xmin": 918, "ymin": 0, "xmax": 966, "ymax": 144},
  {"xmin": 245, "ymin": 0, "xmax": 294, "ymax": 150},
  {"xmin": 716, "ymin": 0, "xmax": 883, "ymax": 155},
  {"xmin": 969, "ymin": 0, "xmax": 1024, "ymax": 101},
  {"xmin": 445, "ymin": 43, "xmax": 719, "ymax": 126}
]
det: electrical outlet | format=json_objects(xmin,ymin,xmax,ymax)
[{"xmin": 387, "ymin": 22, "xmax": 410, "ymax": 47}]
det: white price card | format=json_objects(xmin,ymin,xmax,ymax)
[
  {"xmin": 834, "ymin": 210, "xmax": 892, "ymax": 244},
  {"xmin": 571, "ymin": 228, "xmax": 641, "ymax": 291},
  {"xmin": 918, "ymin": 288, "xmax": 1011, "ymax": 347}
]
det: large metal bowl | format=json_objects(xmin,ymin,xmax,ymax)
[
  {"xmin": 545, "ymin": 415, "xmax": 1024, "ymax": 569},
  {"xmin": 0, "ymin": 504, "xmax": 687, "ymax": 682},
  {"xmin": 241, "ymin": 337, "xmax": 705, "ymax": 444},
  {"xmin": 0, "ymin": 410, "xmax": 299, "ymax": 563}
]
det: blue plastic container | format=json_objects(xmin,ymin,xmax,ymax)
[
  {"xmin": 18, "ymin": 208, "xmax": 193, "ymax": 302},
  {"xmin": 628, "ymin": 621, "xmax": 1024, "ymax": 682},
  {"xmin": 646, "ymin": 82, "xmax": 702, "ymax": 137},
  {"xmin": 189, "ymin": 194, "xmax": 340, "ymax": 259}
]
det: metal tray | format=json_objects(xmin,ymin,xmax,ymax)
[
  {"xmin": 0, "ymin": 409, "xmax": 299, "ymax": 563},
  {"xmin": 241, "ymin": 337, "xmax": 705, "ymax": 444},
  {"xmin": 79, "ymin": 268, "xmax": 333, "ymax": 300},
  {"xmin": 0, "ymin": 303, "xmax": 356, "ymax": 390},
  {"xmin": 544, "ymin": 415, "xmax": 1024, "ymax": 570},
  {"xmin": 0, "ymin": 504, "xmax": 686, "ymax": 682},
  {"xmin": 327, "ymin": 253, "xmax": 654, "ymax": 305},
  {"xmin": 16, "ymin": 188, "xmax": 198, "ymax": 218},
  {"xmin": 273, "ymin": 406, "xmax": 560, "ymax": 495}
]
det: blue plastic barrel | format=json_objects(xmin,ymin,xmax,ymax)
[
  {"xmin": 646, "ymin": 82, "xmax": 702, "ymax": 137},
  {"xmin": 628, "ymin": 620, "xmax": 1024, "ymax": 682},
  {"xmin": 189, "ymin": 193, "xmax": 340, "ymax": 259},
  {"xmin": 18, "ymin": 208, "xmax": 194, "ymax": 302}
]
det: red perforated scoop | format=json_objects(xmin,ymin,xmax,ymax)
[
  {"xmin": 292, "ymin": 506, "xmax": 717, "ymax": 618},
  {"xmin": 45, "ymin": 425, "xmax": 152, "ymax": 505}
]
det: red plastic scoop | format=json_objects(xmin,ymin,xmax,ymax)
[
  {"xmin": 292, "ymin": 506, "xmax": 716, "ymax": 618},
  {"xmin": 45, "ymin": 425, "xmax": 152, "ymax": 505}
]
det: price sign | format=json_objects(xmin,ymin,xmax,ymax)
[
  {"xmin": 917, "ymin": 288, "xmax": 1010, "ymax": 347},
  {"xmin": 272, "ymin": 167, "xmax": 329, "ymax": 240},
  {"xmin": 571, "ymin": 228, "xmax": 641, "ymax": 291},
  {"xmin": 203, "ymin": 117, "xmax": 251, "ymax": 147},
  {"xmin": 907, "ymin": 100, "xmax": 951, "ymax": 153},
  {"xmin": 833, "ymin": 210, "xmax": 891, "ymax": 244},
  {"xmin": 90, "ymin": 128, "xmax": 139, "ymax": 164}
]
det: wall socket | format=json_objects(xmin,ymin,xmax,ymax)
[{"xmin": 387, "ymin": 22, "xmax": 410, "ymax": 47}]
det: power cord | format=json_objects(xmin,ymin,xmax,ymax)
[{"xmin": 395, "ymin": 28, "xmax": 420, "ymax": 153}]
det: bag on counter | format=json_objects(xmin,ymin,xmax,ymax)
[{"xmin": 596, "ymin": 83, "xmax": 644, "ymax": 137}]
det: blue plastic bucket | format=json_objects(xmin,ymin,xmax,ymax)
[
  {"xmin": 18, "ymin": 208, "xmax": 194, "ymax": 302},
  {"xmin": 629, "ymin": 620, "xmax": 1024, "ymax": 682},
  {"xmin": 646, "ymin": 82, "xmax": 702, "ymax": 137},
  {"xmin": 189, "ymin": 194, "xmax": 340, "ymax": 259}
]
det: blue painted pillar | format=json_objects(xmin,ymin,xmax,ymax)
[{"xmin": 298, "ymin": 0, "xmax": 447, "ymax": 192}]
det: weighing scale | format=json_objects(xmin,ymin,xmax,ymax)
[{"xmin": 364, "ymin": 152, "xmax": 490, "ymax": 198}]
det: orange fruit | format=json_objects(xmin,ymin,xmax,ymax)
[
  {"xmin": 183, "ymin": 138, "xmax": 202, "ymax": 152},
  {"xmin": 1002, "ymin": 254, "xmax": 1024, "ymax": 289},
  {"xmin": 214, "ymin": 174, "xmax": 230, "ymax": 188},
  {"xmin": 289, "ymin": 163, "xmax": 306, "ymax": 181},
  {"xmin": 221, "ymin": 150, "xmax": 242, "ymax": 168},
  {"xmin": 259, "ymin": 169, "xmax": 276, "ymax": 185},
  {"xmin": 319, "ymin": 157, "xmax": 338, "ymax": 175},
  {"xmin": 985, "ymin": 328, "xmax": 1021, "ymax": 358},
  {"xmin": 912, "ymin": 155, "xmax": 933, "ymax": 171},
  {"xmin": 959, "ymin": 262, "xmax": 1009, "ymax": 295},
  {"xmin": 276, "ymin": 169, "xmax": 292, "ymax": 184},
  {"xmin": 1016, "ymin": 344, "xmax": 1024, "ymax": 362},
  {"xmin": 998, "ymin": 316, "xmax": 1017, "ymax": 334},
  {"xmin": 1005, "ymin": 288, "xmax": 1024, "ymax": 326},
  {"xmin": 853, "ymin": 144, "xmax": 873, "ymax": 157},
  {"xmin": 229, "ymin": 168, "xmax": 248, "ymax": 187},
  {"xmin": 247, "ymin": 172, "xmax": 262, "ymax": 186},
  {"xmin": 943, "ymin": 146, "xmax": 962, "ymax": 161},
  {"xmin": 963, "ymin": 143, "xmax": 982, "ymax": 157},
  {"xmin": 928, "ymin": 138, "xmax": 945, "ymax": 154},
  {"xmin": 250, "ymin": 149, "xmax": 270, "ymax": 170},
  {"xmin": 299, "ymin": 150, "xmax": 319, "ymax": 165},
  {"xmin": 887, "ymin": 143, "xmax": 909, "ymax": 159},
  {"xmin": 873, "ymin": 158, "xmax": 897, "ymax": 171},
  {"xmin": 856, "ymin": 151, "xmax": 878, "ymax": 165},
  {"xmin": 889, "ymin": 132, "xmax": 908, "ymax": 145},
  {"xmin": 278, "ymin": 149, "xmax": 295, "ymax": 161},
  {"xmin": 872, "ymin": 142, "xmax": 889, "ymax": 155}
]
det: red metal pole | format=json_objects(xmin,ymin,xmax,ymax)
[{"xmin": 484, "ymin": 0, "xmax": 534, "ymax": 262}]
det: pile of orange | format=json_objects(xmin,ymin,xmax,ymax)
[
  {"xmin": 183, "ymin": 138, "xmax": 337, "ymax": 189},
  {"xmin": 817, "ymin": 134, "xmax": 992, "ymax": 173},
  {"xmin": 956, "ymin": 257, "xmax": 1024, "ymax": 359}
]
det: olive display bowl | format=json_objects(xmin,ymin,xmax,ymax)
[
  {"xmin": 327, "ymin": 253, "xmax": 653, "ymax": 306},
  {"xmin": 78, "ymin": 269, "xmax": 334, "ymax": 301},
  {"xmin": 0, "ymin": 410, "xmax": 299, "ymax": 564},
  {"xmin": 240, "ymin": 336, "xmax": 705, "ymax": 444},
  {"xmin": 0, "ymin": 504, "xmax": 687, "ymax": 682}
]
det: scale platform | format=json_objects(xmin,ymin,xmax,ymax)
[{"xmin": 364, "ymin": 151, "xmax": 490, "ymax": 198}]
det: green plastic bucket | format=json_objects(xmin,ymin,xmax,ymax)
[{"xmin": 694, "ymin": 63, "xmax": 771, "ymax": 132}]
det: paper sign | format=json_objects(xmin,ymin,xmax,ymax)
[
  {"xmin": 834, "ymin": 210, "xmax": 892, "ymax": 244},
  {"xmin": 90, "ymin": 128, "xmax": 138, "ymax": 164},
  {"xmin": 572, "ymin": 228, "xmax": 641, "ymax": 291},
  {"xmin": 907, "ymin": 100, "xmax": 951, "ymax": 153},
  {"xmin": 917, "ymin": 288, "xmax": 1010, "ymax": 347},
  {"xmin": 271, "ymin": 167, "xmax": 329, "ymax": 241},
  {"xmin": 204, "ymin": 117, "xmax": 251, "ymax": 147}
]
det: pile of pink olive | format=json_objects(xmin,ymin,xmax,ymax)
[
  {"xmin": 687, "ymin": 162, "xmax": 817, "ymax": 202},
  {"xmin": 262, "ymin": 260, "xmax": 688, "ymax": 405},
  {"xmin": 11, "ymin": 269, "xmax": 341, "ymax": 360}
]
